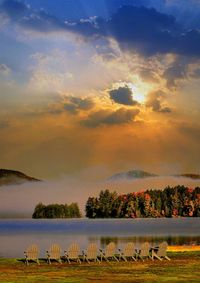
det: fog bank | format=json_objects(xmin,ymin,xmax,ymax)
[{"xmin": 0, "ymin": 176, "xmax": 200, "ymax": 217}]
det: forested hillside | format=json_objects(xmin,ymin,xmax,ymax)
[{"xmin": 85, "ymin": 186, "xmax": 200, "ymax": 218}]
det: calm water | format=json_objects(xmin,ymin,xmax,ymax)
[{"xmin": 0, "ymin": 218, "xmax": 199, "ymax": 258}]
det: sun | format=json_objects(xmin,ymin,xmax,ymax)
[
  {"xmin": 126, "ymin": 82, "xmax": 146, "ymax": 104},
  {"xmin": 112, "ymin": 80, "xmax": 151, "ymax": 104}
]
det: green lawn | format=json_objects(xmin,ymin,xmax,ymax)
[{"xmin": 0, "ymin": 252, "xmax": 200, "ymax": 283}]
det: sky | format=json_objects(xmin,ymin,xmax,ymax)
[{"xmin": 0, "ymin": 0, "xmax": 200, "ymax": 181}]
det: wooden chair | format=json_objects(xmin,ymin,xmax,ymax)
[
  {"xmin": 137, "ymin": 242, "xmax": 152, "ymax": 261},
  {"xmin": 24, "ymin": 244, "xmax": 40, "ymax": 265},
  {"xmin": 46, "ymin": 243, "xmax": 62, "ymax": 264},
  {"xmin": 64, "ymin": 243, "xmax": 81, "ymax": 264},
  {"xmin": 83, "ymin": 243, "xmax": 100, "ymax": 263},
  {"xmin": 99, "ymin": 242, "xmax": 119, "ymax": 262},
  {"xmin": 151, "ymin": 241, "xmax": 171, "ymax": 261},
  {"xmin": 118, "ymin": 242, "xmax": 137, "ymax": 261}
]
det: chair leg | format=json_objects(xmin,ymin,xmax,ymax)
[
  {"xmin": 86, "ymin": 258, "xmax": 90, "ymax": 264},
  {"xmin": 78, "ymin": 258, "xmax": 81, "ymax": 264},
  {"xmin": 96, "ymin": 257, "xmax": 101, "ymax": 263},
  {"xmin": 131, "ymin": 256, "xmax": 137, "ymax": 261},
  {"xmin": 153, "ymin": 254, "xmax": 162, "ymax": 261},
  {"xmin": 113, "ymin": 255, "xmax": 119, "ymax": 262},
  {"xmin": 149, "ymin": 254, "xmax": 153, "ymax": 261},
  {"xmin": 121, "ymin": 255, "xmax": 127, "ymax": 262},
  {"xmin": 37, "ymin": 259, "xmax": 40, "ymax": 265},
  {"xmin": 165, "ymin": 256, "xmax": 171, "ymax": 261},
  {"xmin": 139, "ymin": 255, "xmax": 144, "ymax": 262}
]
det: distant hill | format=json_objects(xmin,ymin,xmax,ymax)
[
  {"xmin": 107, "ymin": 170, "xmax": 200, "ymax": 182},
  {"xmin": 107, "ymin": 170, "xmax": 158, "ymax": 181},
  {"xmin": 0, "ymin": 169, "xmax": 41, "ymax": 186},
  {"xmin": 175, "ymin": 174, "xmax": 200, "ymax": 180}
]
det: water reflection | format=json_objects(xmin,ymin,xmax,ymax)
[
  {"xmin": 0, "ymin": 218, "xmax": 200, "ymax": 258},
  {"xmin": 89, "ymin": 235, "xmax": 200, "ymax": 249}
]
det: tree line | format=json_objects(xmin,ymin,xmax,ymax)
[
  {"xmin": 32, "ymin": 202, "xmax": 81, "ymax": 218},
  {"xmin": 85, "ymin": 186, "xmax": 200, "ymax": 218}
]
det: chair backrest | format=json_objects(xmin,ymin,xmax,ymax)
[
  {"xmin": 49, "ymin": 244, "xmax": 61, "ymax": 259},
  {"xmin": 67, "ymin": 243, "xmax": 80, "ymax": 259},
  {"xmin": 86, "ymin": 243, "xmax": 98, "ymax": 259},
  {"xmin": 157, "ymin": 241, "xmax": 168, "ymax": 257},
  {"xmin": 26, "ymin": 244, "xmax": 39, "ymax": 259},
  {"xmin": 105, "ymin": 242, "xmax": 116, "ymax": 257},
  {"xmin": 123, "ymin": 242, "xmax": 135, "ymax": 257},
  {"xmin": 140, "ymin": 242, "xmax": 150, "ymax": 257}
]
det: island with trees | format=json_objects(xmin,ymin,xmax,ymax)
[{"xmin": 32, "ymin": 202, "xmax": 81, "ymax": 218}]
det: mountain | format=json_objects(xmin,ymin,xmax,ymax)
[
  {"xmin": 0, "ymin": 169, "xmax": 41, "ymax": 186},
  {"xmin": 107, "ymin": 170, "xmax": 200, "ymax": 182},
  {"xmin": 175, "ymin": 173, "xmax": 200, "ymax": 179},
  {"xmin": 107, "ymin": 170, "xmax": 158, "ymax": 181}
]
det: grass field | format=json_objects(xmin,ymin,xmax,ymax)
[{"xmin": 0, "ymin": 251, "xmax": 200, "ymax": 283}]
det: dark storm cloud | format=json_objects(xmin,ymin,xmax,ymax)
[
  {"xmin": 146, "ymin": 90, "xmax": 172, "ymax": 113},
  {"xmin": 81, "ymin": 107, "xmax": 140, "ymax": 127},
  {"xmin": 109, "ymin": 86, "xmax": 138, "ymax": 106},
  {"xmin": 1, "ymin": 0, "xmax": 27, "ymax": 18},
  {"xmin": 1, "ymin": 1, "xmax": 200, "ymax": 57},
  {"xmin": 0, "ymin": 0, "xmax": 66, "ymax": 32},
  {"xmin": 63, "ymin": 96, "xmax": 95, "ymax": 114},
  {"xmin": 66, "ymin": 5, "xmax": 200, "ymax": 57}
]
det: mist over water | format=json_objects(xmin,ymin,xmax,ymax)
[{"xmin": 0, "ymin": 174, "xmax": 200, "ymax": 217}]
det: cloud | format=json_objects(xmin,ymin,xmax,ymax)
[
  {"xmin": 109, "ymin": 86, "xmax": 138, "ymax": 106},
  {"xmin": 164, "ymin": 64, "xmax": 187, "ymax": 89},
  {"xmin": 1, "ymin": 0, "xmax": 27, "ymax": 18},
  {"xmin": 65, "ymin": 5, "xmax": 200, "ymax": 58},
  {"xmin": 146, "ymin": 90, "xmax": 172, "ymax": 113},
  {"xmin": 2, "ymin": 1, "xmax": 200, "ymax": 58},
  {"xmin": 81, "ymin": 107, "xmax": 140, "ymax": 127},
  {"xmin": 63, "ymin": 96, "xmax": 95, "ymax": 114},
  {"xmin": 178, "ymin": 123, "xmax": 200, "ymax": 141},
  {"xmin": 0, "ymin": 63, "xmax": 10, "ymax": 75},
  {"xmin": 0, "ymin": 0, "xmax": 66, "ymax": 32},
  {"xmin": 0, "ymin": 120, "xmax": 10, "ymax": 129},
  {"xmin": 191, "ymin": 67, "xmax": 200, "ymax": 78}
]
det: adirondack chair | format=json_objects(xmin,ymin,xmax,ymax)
[
  {"xmin": 136, "ymin": 242, "xmax": 152, "ymax": 261},
  {"xmin": 118, "ymin": 242, "xmax": 137, "ymax": 261},
  {"xmin": 24, "ymin": 244, "xmax": 40, "ymax": 265},
  {"xmin": 82, "ymin": 243, "xmax": 100, "ymax": 263},
  {"xmin": 46, "ymin": 243, "xmax": 62, "ymax": 264},
  {"xmin": 99, "ymin": 242, "xmax": 119, "ymax": 262},
  {"xmin": 64, "ymin": 243, "xmax": 81, "ymax": 264},
  {"xmin": 151, "ymin": 241, "xmax": 171, "ymax": 261}
]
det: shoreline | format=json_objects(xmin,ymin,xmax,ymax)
[{"xmin": 168, "ymin": 245, "xmax": 200, "ymax": 252}]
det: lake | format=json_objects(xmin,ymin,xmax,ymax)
[{"xmin": 0, "ymin": 218, "xmax": 199, "ymax": 258}]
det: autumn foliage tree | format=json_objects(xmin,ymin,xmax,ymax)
[{"xmin": 85, "ymin": 186, "xmax": 200, "ymax": 218}]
